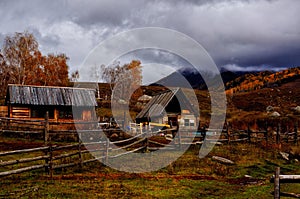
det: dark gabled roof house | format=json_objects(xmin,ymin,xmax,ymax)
[{"xmin": 136, "ymin": 88, "xmax": 198, "ymax": 129}]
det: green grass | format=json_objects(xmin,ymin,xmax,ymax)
[
  {"xmin": 0, "ymin": 175, "xmax": 274, "ymax": 199},
  {"xmin": 0, "ymin": 136, "xmax": 299, "ymax": 198}
]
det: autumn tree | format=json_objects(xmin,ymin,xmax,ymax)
[
  {"xmin": 40, "ymin": 53, "xmax": 70, "ymax": 86},
  {"xmin": 100, "ymin": 60, "xmax": 143, "ymax": 102},
  {"xmin": 125, "ymin": 60, "xmax": 143, "ymax": 100},
  {"xmin": 0, "ymin": 31, "xmax": 71, "ymax": 99},
  {"xmin": 1, "ymin": 32, "xmax": 40, "ymax": 85}
]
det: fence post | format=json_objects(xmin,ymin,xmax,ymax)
[
  {"xmin": 45, "ymin": 147, "xmax": 49, "ymax": 175},
  {"xmin": 265, "ymin": 121, "xmax": 268, "ymax": 144},
  {"xmin": 144, "ymin": 137, "xmax": 149, "ymax": 153},
  {"xmin": 247, "ymin": 124, "xmax": 251, "ymax": 143},
  {"xmin": 49, "ymin": 145, "xmax": 53, "ymax": 179},
  {"xmin": 226, "ymin": 122, "xmax": 230, "ymax": 144},
  {"xmin": 294, "ymin": 121, "xmax": 298, "ymax": 144},
  {"xmin": 178, "ymin": 130, "xmax": 182, "ymax": 150},
  {"xmin": 274, "ymin": 167, "xmax": 280, "ymax": 199},
  {"xmin": 44, "ymin": 112, "xmax": 49, "ymax": 145},
  {"xmin": 44, "ymin": 111, "xmax": 50, "ymax": 176},
  {"xmin": 105, "ymin": 137, "xmax": 110, "ymax": 164},
  {"xmin": 78, "ymin": 133, "xmax": 83, "ymax": 171},
  {"xmin": 276, "ymin": 123, "xmax": 281, "ymax": 144}
]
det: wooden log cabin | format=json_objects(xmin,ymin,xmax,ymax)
[
  {"xmin": 5, "ymin": 84, "xmax": 97, "ymax": 122},
  {"xmin": 136, "ymin": 88, "xmax": 198, "ymax": 130}
]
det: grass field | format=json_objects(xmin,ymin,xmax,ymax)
[{"xmin": 0, "ymin": 136, "xmax": 299, "ymax": 198}]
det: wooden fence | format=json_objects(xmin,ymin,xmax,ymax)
[
  {"xmin": 0, "ymin": 127, "xmax": 185, "ymax": 179},
  {"xmin": 0, "ymin": 133, "xmax": 130, "ymax": 178},
  {"xmin": 271, "ymin": 167, "xmax": 300, "ymax": 198},
  {"xmin": 0, "ymin": 115, "xmax": 299, "ymax": 145},
  {"xmin": 0, "ymin": 116, "xmax": 299, "ymax": 178}
]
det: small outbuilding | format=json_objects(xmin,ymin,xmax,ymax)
[
  {"xmin": 5, "ymin": 84, "xmax": 97, "ymax": 121},
  {"xmin": 136, "ymin": 88, "xmax": 198, "ymax": 129}
]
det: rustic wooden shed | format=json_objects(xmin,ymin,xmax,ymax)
[
  {"xmin": 136, "ymin": 88, "xmax": 198, "ymax": 129},
  {"xmin": 5, "ymin": 84, "xmax": 97, "ymax": 121}
]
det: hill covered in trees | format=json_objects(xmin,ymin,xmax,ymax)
[{"xmin": 225, "ymin": 67, "xmax": 300, "ymax": 94}]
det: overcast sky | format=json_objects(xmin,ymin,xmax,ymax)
[{"xmin": 0, "ymin": 0, "xmax": 299, "ymax": 75}]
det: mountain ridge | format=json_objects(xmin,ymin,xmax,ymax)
[{"xmin": 150, "ymin": 66, "xmax": 300, "ymax": 93}]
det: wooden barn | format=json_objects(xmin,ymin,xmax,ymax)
[
  {"xmin": 136, "ymin": 88, "xmax": 198, "ymax": 129},
  {"xmin": 5, "ymin": 84, "xmax": 97, "ymax": 121}
]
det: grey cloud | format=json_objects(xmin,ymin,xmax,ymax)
[
  {"xmin": 65, "ymin": 0, "xmax": 149, "ymax": 27},
  {"xmin": 0, "ymin": 0, "xmax": 68, "ymax": 25},
  {"xmin": 26, "ymin": 27, "xmax": 61, "ymax": 50},
  {"xmin": 0, "ymin": 0, "xmax": 299, "ymax": 71},
  {"xmin": 118, "ymin": 49, "xmax": 192, "ymax": 69}
]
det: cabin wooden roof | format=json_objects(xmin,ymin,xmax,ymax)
[
  {"xmin": 6, "ymin": 84, "xmax": 97, "ymax": 107},
  {"xmin": 136, "ymin": 88, "xmax": 197, "ymax": 119}
]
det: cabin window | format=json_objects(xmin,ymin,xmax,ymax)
[
  {"xmin": 184, "ymin": 119, "xmax": 190, "ymax": 126},
  {"xmin": 183, "ymin": 119, "xmax": 195, "ymax": 127},
  {"xmin": 59, "ymin": 108, "xmax": 73, "ymax": 119},
  {"xmin": 190, "ymin": 119, "xmax": 195, "ymax": 126},
  {"xmin": 31, "ymin": 107, "xmax": 54, "ymax": 119}
]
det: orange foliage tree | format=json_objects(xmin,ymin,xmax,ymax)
[{"xmin": 0, "ymin": 31, "xmax": 71, "ymax": 99}]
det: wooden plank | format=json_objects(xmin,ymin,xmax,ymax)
[
  {"xmin": 230, "ymin": 138, "xmax": 248, "ymax": 142},
  {"xmin": 2, "ymin": 130, "xmax": 43, "ymax": 134},
  {"xmin": 52, "ymin": 151, "xmax": 80, "ymax": 160},
  {"xmin": 0, "ymin": 164, "xmax": 46, "ymax": 177},
  {"xmin": 0, "ymin": 146, "xmax": 49, "ymax": 157},
  {"xmin": 52, "ymin": 162, "xmax": 77, "ymax": 169},
  {"xmin": 52, "ymin": 144, "xmax": 79, "ymax": 151},
  {"xmin": 0, "ymin": 117, "xmax": 44, "ymax": 123},
  {"xmin": 279, "ymin": 175, "xmax": 300, "ymax": 182},
  {"xmin": 111, "ymin": 138, "xmax": 146, "ymax": 151},
  {"xmin": 205, "ymin": 139, "xmax": 228, "ymax": 142},
  {"xmin": 212, "ymin": 156, "xmax": 235, "ymax": 165},
  {"xmin": 83, "ymin": 141, "xmax": 106, "ymax": 146},
  {"xmin": 147, "ymin": 140, "xmax": 168, "ymax": 147},
  {"xmin": 279, "ymin": 192, "xmax": 300, "ymax": 198},
  {"xmin": 110, "ymin": 133, "xmax": 146, "ymax": 144},
  {"xmin": 0, "ymin": 106, "xmax": 8, "ymax": 111},
  {"xmin": 49, "ymin": 129, "xmax": 102, "ymax": 133},
  {"xmin": 109, "ymin": 146, "xmax": 145, "ymax": 158},
  {"xmin": 0, "ymin": 155, "xmax": 49, "ymax": 167},
  {"xmin": 148, "ymin": 147, "xmax": 175, "ymax": 151}
]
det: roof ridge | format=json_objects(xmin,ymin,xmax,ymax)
[{"xmin": 8, "ymin": 84, "xmax": 95, "ymax": 91}]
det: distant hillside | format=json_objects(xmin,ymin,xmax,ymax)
[
  {"xmin": 151, "ymin": 67, "xmax": 252, "ymax": 89},
  {"xmin": 226, "ymin": 66, "xmax": 300, "ymax": 94}
]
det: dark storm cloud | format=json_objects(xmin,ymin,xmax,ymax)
[
  {"xmin": 155, "ymin": 0, "xmax": 300, "ymax": 70},
  {"xmin": 0, "ymin": 0, "xmax": 299, "ymax": 71}
]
